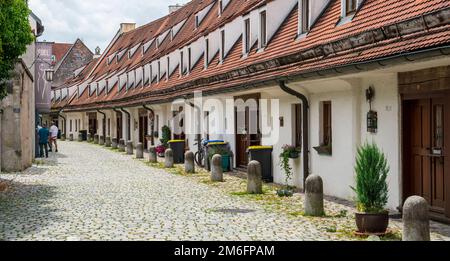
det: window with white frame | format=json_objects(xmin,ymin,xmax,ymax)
[
  {"xmin": 244, "ymin": 18, "xmax": 251, "ymax": 54},
  {"xmin": 259, "ymin": 10, "xmax": 267, "ymax": 48},
  {"xmin": 299, "ymin": 0, "xmax": 309, "ymax": 35},
  {"xmin": 195, "ymin": 15, "xmax": 200, "ymax": 29},
  {"xmin": 157, "ymin": 60, "xmax": 161, "ymax": 82},
  {"xmin": 180, "ymin": 50, "xmax": 185, "ymax": 75},
  {"xmin": 345, "ymin": 0, "xmax": 357, "ymax": 16},
  {"xmin": 166, "ymin": 56, "xmax": 170, "ymax": 80},
  {"xmin": 188, "ymin": 47, "xmax": 192, "ymax": 73},
  {"xmin": 218, "ymin": 0, "xmax": 223, "ymax": 16}
]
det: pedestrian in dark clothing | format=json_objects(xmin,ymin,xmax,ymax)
[{"xmin": 38, "ymin": 123, "xmax": 50, "ymax": 158}]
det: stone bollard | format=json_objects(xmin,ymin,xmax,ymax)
[
  {"xmin": 148, "ymin": 146, "xmax": 157, "ymax": 163},
  {"xmin": 126, "ymin": 141, "xmax": 133, "ymax": 155},
  {"xmin": 78, "ymin": 133, "xmax": 83, "ymax": 142},
  {"xmin": 118, "ymin": 139, "xmax": 125, "ymax": 152},
  {"xmin": 99, "ymin": 136, "xmax": 105, "ymax": 146},
  {"xmin": 61, "ymin": 134, "xmax": 66, "ymax": 141},
  {"xmin": 247, "ymin": 160, "xmax": 263, "ymax": 194},
  {"xmin": 165, "ymin": 149, "xmax": 174, "ymax": 168},
  {"xmin": 211, "ymin": 154, "xmax": 223, "ymax": 182},
  {"xmin": 304, "ymin": 175, "xmax": 325, "ymax": 216},
  {"xmin": 105, "ymin": 136, "xmax": 112, "ymax": 147},
  {"xmin": 94, "ymin": 134, "xmax": 99, "ymax": 144},
  {"xmin": 69, "ymin": 133, "xmax": 74, "ymax": 141},
  {"xmin": 185, "ymin": 151, "xmax": 195, "ymax": 174},
  {"xmin": 111, "ymin": 138, "xmax": 118, "ymax": 149},
  {"xmin": 402, "ymin": 196, "xmax": 430, "ymax": 241},
  {"xmin": 136, "ymin": 143, "xmax": 144, "ymax": 159},
  {"xmin": 87, "ymin": 133, "xmax": 92, "ymax": 142}
]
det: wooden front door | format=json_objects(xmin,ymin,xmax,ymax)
[
  {"xmin": 116, "ymin": 113, "xmax": 123, "ymax": 140},
  {"xmin": 139, "ymin": 112, "xmax": 149, "ymax": 150},
  {"xmin": 235, "ymin": 94, "xmax": 261, "ymax": 168},
  {"xmin": 88, "ymin": 113, "xmax": 97, "ymax": 135},
  {"xmin": 403, "ymin": 95, "xmax": 450, "ymax": 218}
]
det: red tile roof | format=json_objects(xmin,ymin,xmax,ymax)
[
  {"xmin": 53, "ymin": 0, "xmax": 450, "ymax": 111},
  {"xmin": 52, "ymin": 43, "xmax": 73, "ymax": 64}
]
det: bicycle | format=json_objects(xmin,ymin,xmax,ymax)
[{"xmin": 194, "ymin": 139, "xmax": 207, "ymax": 167}]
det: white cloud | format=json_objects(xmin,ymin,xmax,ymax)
[{"xmin": 29, "ymin": 0, "xmax": 191, "ymax": 52}]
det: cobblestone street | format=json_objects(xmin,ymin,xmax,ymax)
[
  {"xmin": 1, "ymin": 141, "xmax": 450, "ymax": 241},
  {"xmin": 0, "ymin": 141, "xmax": 332, "ymax": 241}
]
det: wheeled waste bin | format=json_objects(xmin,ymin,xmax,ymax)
[
  {"xmin": 206, "ymin": 141, "xmax": 231, "ymax": 172},
  {"xmin": 248, "ymin": 146, "xmax": 273, "ymax": 182},
  {"xmin": 168, "ymin": 140, "xmax": 185, "ymax": 164}
]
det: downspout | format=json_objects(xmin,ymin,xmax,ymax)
[
  {"xmin": 97, "ymin": 109, "xmax": 107, "ymax": 139},
  {"xmin": 120, "ymin": 108, "xmax": 131, "ymax": 141},
  {"xmin": 58, "ymin": 109, "xmax": 67, "ymax": 135},
  {"xmin": 142, "ymin": 104, "xmax": 155, "ymax": 146},
  {"xmin": 279, "ymin": 80, "xmax": 310, "ymax": 189}
]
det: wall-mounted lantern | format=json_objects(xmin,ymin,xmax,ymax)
[
  {"xmin": 366, "ymin": 86, "xmax": 377, "ymax": 133},
  {"xmin": 45, "ymin": 69, "xmax": 54, "ymax": 82}
]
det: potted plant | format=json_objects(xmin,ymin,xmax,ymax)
[
  {"xmin": 351, "ymin": 142, "xmax": 390, "ymax": 235},
  {"xmin": 160, "ymin": 125, "xmax": 171, "ymax": 148},
  {"xmin": 277, "ymin": 145, "xmax": 297, "ymax": 197}
]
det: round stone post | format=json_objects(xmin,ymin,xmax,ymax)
[
  {"xmin": 87, "ymin": 133, "xmax": 92, "ymax": 142},
  {"xmin": 118, "ymin": 139, "xmax": 125, "ymax": 152},
  {"xmin": 247, "ymin": 160, "xmax": 262, "ymax": 194},
  {"xmin": 126, "ymin": 141, "xmax": 133, "ymax": 155},
  {"xmin": 165, "ymin": 149, "xmax": 174, "ymax": 168},
  {"xmin": 111, "ymin": 138, "xmax": 118, "ymax": 149},
  {"xmin": 69, "ymin": 133, "xmax": 74, "ymax": 141},
  {"xmin": 304, "ymin": 175, "xmax": 325, "ymax": 217},
  {"xmin": 93, "ymin": 134, "xmax": 99, "ymax": 144},
  {"xmin": 211, "ymin": 154, "xmax": 223, "ymax": 182},
  {"xmin": 99, "ymin": 136, "xmax": 105, "ymax": 146},
  {"xmin": 148, "ymin": 146, "xmax": 157, "ymax": 163},
  {"xmin": 402, "ymin": 196, "xmax": 430, "ymax": 241},
  {"xmin": 105, "ymin": 136, "xmax": 112, "ymax": 147},
  {"xmin": 185, "ymin": 151, "xmax": 195, "ymax": 174},
  {"xmin": 61, "ymin": 134, "xmax": 66, "ymax": 141},
  {"xmin": 78, "ymin": 133, "xmax": 83, "ymax": 142},
  {"xmin": 136, "ymin": 143, "xmax": 144, "ymax": 159}
]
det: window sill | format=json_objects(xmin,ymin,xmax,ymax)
[
  {"xmin": 336, "ymin": 15, "xmax": 355, "ymax": 27},
  {"xmin": 295, "ymin": 32, "xmax": 308, "ymax": 41},
  {"xmin": 256, "ymin": 47, "xmax": 265, "ymax": 54},
  {"xmin": 313, "ymin": 145, "xmax": 332, "ymax": 156}
]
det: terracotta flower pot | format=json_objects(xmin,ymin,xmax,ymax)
[{"xmin": 355, "ymin": 212, "xmax": 389, "ymax": 235}]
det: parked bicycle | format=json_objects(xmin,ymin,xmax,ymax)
[{"xmin": 194, "ymin": 139, "xmax": 207, "ymax": 167}]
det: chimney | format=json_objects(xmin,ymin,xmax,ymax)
[
  {"xmin": 119, "ymin": 23, "xmax": 136, "ymax": 34},
  {"xmin": 169, "ymin": 4, "xmax": 183, "ymax": 14}
]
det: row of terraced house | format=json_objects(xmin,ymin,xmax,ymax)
[{"xmin": 47, "ymin": 0, "xmax": 450, "ymax": 222}]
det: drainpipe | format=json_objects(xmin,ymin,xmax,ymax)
[
  {"xmin": 279, "ymin": 80, "xmax": 310, "ymax": 189},
  {"xmin": 120, "ymin": 108, "xmax": 131, "ymax": 141},
  {"xmin": 58, "ymin": 109, "xmax": 67, "ymax": 135},
  {"xmin": 97, "ymin": 109, "xmax": 107, "ymax": 139},
  {"xmin": 142, "ymin": 104, "xmax": 155, "ymax": 146}
]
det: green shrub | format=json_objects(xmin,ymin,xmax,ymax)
[
  {"xmin": 351, "ymin": 142, "xmax": 389, "ymax": 213},
  {"xmin": 160, "ymin": 125, "xmax": 171, "ymax": 148}
]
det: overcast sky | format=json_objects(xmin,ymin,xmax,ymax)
[{"xmin": 29, "ymin": 0, "xmax": 191, "ymax": 53}]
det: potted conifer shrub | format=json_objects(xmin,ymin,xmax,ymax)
[{"xmin": 351, "ymin": 142, "xmax": 390, "ymax": 235}]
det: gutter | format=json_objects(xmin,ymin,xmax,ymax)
[
  {"xmin": 279, "ymin": 81, "xmax": 310, "ymax": 190},
  {"xmin": 57, "ymin": 109, "xmax": 67, "ymax": 135},
  {"xmin": 120, "ymin": 108, "xmax": 131, "ymax": 141},
  {"xmin": 142, "ymin": 105, "xmax": 155, "ymax": 146},
  {"xmin": 97, "ymin": 109, "xmax": 107, "ymax": 138}
]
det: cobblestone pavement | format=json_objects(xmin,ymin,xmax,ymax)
[
  {"xmin": 0, "ymin": 141, "xmax": 333, "ymax": 241},
  {"xmin": 1, "ymin": 141, "xmax": 450, "ymax": 241}
]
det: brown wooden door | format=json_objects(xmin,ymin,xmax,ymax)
[
  {"xmin": 116, "ymin": 113, "xmax": 123, "ymax": 140},
  {"xmin": 88, "ymin": 113, "xmax": 97, "ymax": 135},
  {"xmin": 139, "ymin": 114, "xmax": 149, "ymax": 150},
  {"xmin": 235, "ymin": 94, "xmax": 261, "ymax": 168},
  {"xmin": 403, "ymin": 96, "xmax": 449, "ymax": 218}
]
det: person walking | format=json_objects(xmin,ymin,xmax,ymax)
[
  {"xmin": 38, "ymin": 123, "xmax": 50, "ymax": 158},
  {"xmin": 49, "ymin": 122, "xmax": 59, "ymax": 153}
]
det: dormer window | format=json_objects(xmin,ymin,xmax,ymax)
[
  {"xmin": 218, "ymin": 0, "xmax": 223, "ymax": 16},
  {"xmin": 299, "ymin": 0, "xmax": 310, "ymax": 35},
  {"xmin": 259, "ymin": 11, "xmax": 267, "ymax": 49},
  {"xmin": 204, "ymin": 38, "xmax": 210, "ymax": 69},
  {"xmin": 157, "ymin": 60, "xmax": 161, "ymax": 82},
  {"xmin": 167, "ymin": 56, "xmax": 170, "ymax": 81},
  {"xmin": 180, "ymin": 50, "xmax": 185, "ymax": 76},
  {"xmin": 244, "ymin": 18, "xmax": 251, "ymax": 54},
  {"xmin": 220, "ymin": 30, "xmax": 225, "ymax": 63},
  {"xmin": 345, "ymin": 0, "xmax": 357, "ymax": 16},
  {"xmin": 195, "ymin": 15, "xmax": 200, "ymax": 29},
  {"xmin": 188, "ymin": 47, "xmax": 192, "ymax": 73}
]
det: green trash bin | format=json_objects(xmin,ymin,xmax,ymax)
[
  {"xmin": 168, "ymin": 140, "xmax": 185, "ymax": 164},
  {"xmin": 248, "ymin": 146, "xmax": 273, "ymax": 182},
  {"xmin": 206, "ymin": 142, "xmax": 231, "ymax": 172}
]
